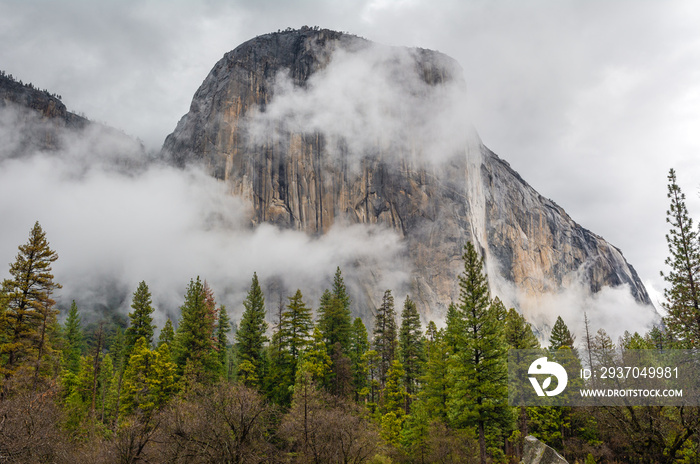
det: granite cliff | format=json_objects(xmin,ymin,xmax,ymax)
[{"xmin": 162, "ymin": 27, "xmax": 653, "ymax": 323}]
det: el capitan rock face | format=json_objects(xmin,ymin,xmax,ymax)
[{"xmin": 162, "ymin": 27, "xmax": 652, "ymax": 321}]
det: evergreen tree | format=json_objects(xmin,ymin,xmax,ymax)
[
  {"xmin": 158, "ymin": 318, "xmax": 175, "ymax": 347},
  {"xmin": 349, "ymin": 317, "xmax": 370, "ymax": 401},
  {"xmin": 267, "ymin": 290, "xmax": 312, "ymax": 404},
  {"xmin": 420, "ymin": 321, "xmax": 451, "ymax": 422},
  {"xmin": 444, "ymin": 301, "xmax": 461, "ymax": 351},
  {"xmin": 549, "ymin": 316, "xmax": 576, "ymax": 352},
  {"xmin": 399, "ymin": 295, "xmax": 423, "ymax": 413},
  {"xmin": 373, "ymin": 289, "xmax": 398, "ymax": 388},
  {"xmin": 297, "ymin": 326, "xmax": 332, "ymax": 387},
  {"xmin": 0, "ymin": 221, "xmax": 61, "ymax": 378},
  {"xmin": 173, "ymin": 277, "xmax": 219, "ymax": 383},
  {"xmin": 317, "ymin": 268, "xmax": 353, "ymax": 356},
  {"xmin": 215, "ymin": 305, "xmax": 232, "ymax": 367},
  {"xmin": 121, "ymin": 337, "xmax": 177, "ymax": 418},
  {"xmin": 62, "ymin": 300, "xmax": 84, "ymax": 375},
  {"xmin": 235, "ymin": 273, "xmax": 268, "ymax": 388},
  {"xmin": 661, "ymin": 168, "xmax": 700, "ymax": 346},
  {"xmin": 505, "ymin": 307, "xmax": 539, "ymax": 350},
  {"xmin": 448, "ymin": 242, "xmax": 510, "ymax": 464},
  {"xmin": 125, "ymin": 281, "xmax": 156, "ymax": 351}
]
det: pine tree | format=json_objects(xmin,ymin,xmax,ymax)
[
  {"xmin": 125, "ymin": 281, "xmax": 156, "ymax": 351},
  {"xmin": 444, "ymin": 302, "xmax": 461, "ymax": 351},
  {"xmin": 317, "ymin": 268, "xmax": 353, "ymax": 356},
  {"xmin": 420, "ymin": 321, "xmax": 451, "ymax": 422},
  {"xmin": 62, "ymin": 300, "xmax": 84, "ymax": 375},
  {"xmin": 448, "ymin": 242, "xmax": 510, "ymax": 464},
  {"xmin": 267, "ymin": 290, "xmax": 312, "ymax": 404},
  {"xmin": 215, "ymin": 305, "xmax": 232, "ymax": 368},
  {"xmin": 0, "ymin": 221, "xmax": 61, "ymax": 379},
  {"xmin": 121, "ymin": 337, "xmax": 177, "ymax": 418},
  {"xmin": 505, "ymin": 307, "xmax": 539, "ymax": 350},
  {"xmin": 349, "ymin": 317, "xmax": 369, "ymax": 401},
  {"xmin": 173, "ymin": 277, "xmax": 219, "ymax": 384},
  {"xmin": 297, "ymin": 326, "xmax": 332, "ymax": 387},
  {"xmin": 399, "ymin": 295, "xmax": 423, "ymax": 413},
  {"xmin": 661, "ymin": 168, "xmax": 700, "ymax": 346},
  {"xmin": 158, "ymin": 318, "xmax": 175, "ymax": 347},
  {"xmin": 549, "ymin": 316, "xmax": 576, "ymax": 352},
  {"xmin": 235, "ymin": 273, "xmax": 268, "ymax": 388},
  {"xmin": 373, "ymin": 289, "xmax": 398, "ymax": 388}
]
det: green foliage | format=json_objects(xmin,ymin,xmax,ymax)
[
  {"xmin": 448, "ymin": 242, "xmax": 510, "ymax": 464},
  {"xmin": 420, "ymin": 321, "xmax": 451, "ymax": 422},
  {"xmin": 62, "ymin": 300, "xmax": 84, "ymax": 375},
  {"xmin": 0, "ymin": 221, "xmax": 61, "ymax": 377},
  {"xmin": 505, "ymin": 307, "xmax": 539, "ymax": 350},
  {"xmin": 215, "ymin": 306, "xmax": 232, "ymax": 368},
  {"xmin": 661, "ymin": 168, "xmax": 700, "ymax": 347},
  {"xmin": 373, "ymin": 289, "xmax": 398, "ymax": 388},
  {"xmin": 125, "ymin": 281, "xmax": 156, "ymax": 351},
  {"xmin": 121, "ymin": 337, "xmax": 177, "ymax": 418},
  {"xmin": 235, "ymin": 273, "xmax": 268, "ymax": 388},
  {"xmin": 317, "ymin": 268, "xmax": 353, "ymax": 356},
  {"xmin": 173, "ymin": 277, "xmax": 220, "ymax": 385},
  {"xmin": 398, "ymin": 295, "xmax": 423, "ymax": 412},
  {"xmin": 349, "ymin": 317, "xmax": 370, "ymax": 400},
  {"xmin": 267, "ymin": 290, "xmax": 312, "ymax": 405},
  {"xmin": 158, "ymin": 318, "xmax": 174, "ymax": 347},
  {"xmin": 549, "ymin": 316, "xmax": 576, "ymax": 352},
  {"xmin": 296, "ymin": 326, "xmax": 332, "ymax": 387}
]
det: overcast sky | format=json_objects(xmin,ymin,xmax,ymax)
[{"xmin": 2, "ymin": 0, "xmax": 700, "ymax": 311}]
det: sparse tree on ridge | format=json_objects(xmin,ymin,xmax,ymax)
[{"xmin": 661, "ymin": 168, "xmax": 700, "ymax": 346}]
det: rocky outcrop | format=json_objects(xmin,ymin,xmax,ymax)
[
  {"xmin": 162, "ymin": 27, "xmax": 653, "ymax": 321},
  {"xmin": 521, "ymin": 435, "xmax": 569, "ymax": 464}
]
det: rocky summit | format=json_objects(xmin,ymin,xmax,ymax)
[{"xmin": 162, "ymin": 27, "xmax": 653, "ymax": 323}]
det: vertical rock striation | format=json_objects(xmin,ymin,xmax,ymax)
[{"xmin": 162, "ymin": 27, "xmax": 653, "ymax": 322}]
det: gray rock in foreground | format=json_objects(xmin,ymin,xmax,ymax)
[{"xmin": 522, "ymin": 435, "xmax": 569, "ymax": 464}]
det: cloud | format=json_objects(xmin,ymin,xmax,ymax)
[
  {"xmin": 239, "ymin": 41, "xmax": 476, "ymax": 170},
  {"xmin": 0, "ymin": 105, "xmax": 410, "ymax": 330}
]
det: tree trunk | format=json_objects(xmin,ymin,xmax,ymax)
[{"xmin": 478, "ymin": 419, "xmax": 487, "ymax": 464}]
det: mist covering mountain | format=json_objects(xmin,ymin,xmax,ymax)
[{"xmin": 0, "ymin": 27, "xmax": 658, "ymax": 338}]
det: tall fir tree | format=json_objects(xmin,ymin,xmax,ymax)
[
  {"xmin": 398, "ymin": 295, "xmax": 423, "ymax": 413},
  {"xmin": 505, "ymin": 307, "xmax": 539, "ymax": 350},
  {"xmin": 448, "ymin": 242, "xmax": 510, "ymax": 464},
  {"xmin": 125, "ymin": 281, "xmax": 156, "ymax": 351},
  {"xmin": 0, "ymin": 221, "xmax": 61, "ymax": 378},
  {"xmin": 349, "ymin": 317, "xmax": 370, "ymax": 401},
  {"xmin": 373, "ymin": 289, "xmax": 398, "ymax": 388},
  {"xmin": 549, "ymin": 316, "xmax": 575, "ymax": 350},
  {"xmin": 419, "ymin": 321, "xmax": 451, "ymax": 422},
  {"xmin": 235, "ymin": 272, "xmax": 268, "ymax": 388},
  {"xmin": 215, "ymin": 305, "xmax": 232, "ymax": 368},
  {"xmin": 661, "ymin": 168, "xmax": 700, "ymax": 346},
  {"xmin": 267, "ymin": 290, "xmax": 312, "ymax": 404},
  {"xmin": 173, "ymin": 276, "xmax": 219, "ymax": 384},
  {"xmin": 158, "ymin": 318, "xmax": 175, "ymax": 347},
  {"xmin": 317, "ymin": 268, "xmax": 353, "ymax": 355},
  {"xmin": 62, "ymin": 300, "xmax": 84, "ymax": 375}
]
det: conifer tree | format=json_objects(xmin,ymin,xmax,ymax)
[
  {"xmin": 297, "ymin": 326, "xmax": 332, "ymax": 387},
  {"xmin": 349, "ymin": 317, "xmax": 369, "ymax": 401},
  {"xmin": 399, "ymin": 295, "xmax": 423, "ymax": 412},
  {"xmin": 444, "ymin": 301, "xmax": 461, "ymax": 351},
  {"xmin": 121, "ymin": 337, "xmax": 177, "ymax": 418},
  {"xmin": 215, "ymin": 305, "xmax": 232, "ymax": 367},
  {"xmin": 420, "ymin": 321, "xmax": 450, "ymax": 422},
  {"xmin": 317, "ymin": 268, "xmax": 353, "ymax": 355},
  {"xmin": 62, "ymin": 300, "xmax": 84, "ymax": 375},
  {"xmin": 267, "ymin": 290, "xmax": 312, "ymax": 404},
  {"xmin": 661, "ymin": 168, "xmax": 700, "ymax": 346},
  {"xmin": 448, "ymin": 242, "xmax": 510, "ymax": 464},
  {"xmin": 549, "ymin": 316, "xmax": 576, "ymax": 352},
  {"xmin": 174, "ymin": 276, "xmax": 219, "ymax": 383},
  {"xmin": 235, "ymin": 273, "xmax": 268, "ymax": 388},
  {"xmin": 158, "ymin": 318, "xmax": 175, "ymax": 347},
  {"xmin": 505, "ymin": 307, "xmax": 539, "ymax": 350},
  {"xmin": 125, "ymin": 281, "xmax": 156, "ymax": 351},
  {"xmin": 373, "ymin": 289, "xmax": 398, "ymax": 388},
  {"xmin": 0, "ymin": 221, "xmax": 61, "ymax": 378}
]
